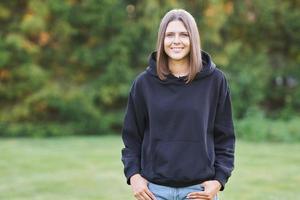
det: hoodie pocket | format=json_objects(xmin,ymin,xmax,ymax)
[{"xmin": 153, "ymin": 140, "xmax": 213, "ymax": 180}]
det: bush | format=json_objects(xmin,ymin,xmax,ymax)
[{"xmin": 236, "ymin": 113, "xmax": 300, "ymax": 142}]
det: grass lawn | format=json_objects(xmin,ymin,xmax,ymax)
[{"xmin": 0, "ymin": 136, "xmax": 299, "ymax": 200}]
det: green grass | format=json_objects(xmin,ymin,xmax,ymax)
[{"xmin": 0, "ymin": 136, "xmax": 299, "ymax": 200}]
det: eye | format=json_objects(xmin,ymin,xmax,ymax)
[
  {"xmin": 165, "ymin": 33, "xmax": 175, "ymax": 37},
  {"xmin": 180, "ymin": 33, "xmax": 189, "ymax": 37}
]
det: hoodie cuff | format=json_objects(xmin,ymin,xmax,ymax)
[{"xmin": 214, "ymin": 170, "xmax": 228, "ymax": 191}]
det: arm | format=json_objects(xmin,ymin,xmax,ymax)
[
  {"xmin": 121, "ymin": 82, "xmax": 156, "ymax": 200},
  {"xmin": 213, "ymin": 76, "xmax": 235, "ymax": 191},
  {"xmin": 121, "ymin": 81, "xmax": 146, "ymax": 185}
]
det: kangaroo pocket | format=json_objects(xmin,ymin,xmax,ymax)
[{"xmin": 153, "ymin": 140, "xmax": 213, "ymax": 181}]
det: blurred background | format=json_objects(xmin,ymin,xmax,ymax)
[{"xmin": 0, "ymin": 0, "xmax": 299, "ymax": 199}]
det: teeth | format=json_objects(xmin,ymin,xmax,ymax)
[{"xmin": 172, "ymin": 48, "xmax": 183, "ymax": 50}]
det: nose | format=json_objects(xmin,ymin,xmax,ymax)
[{"xmin": 173, "ymin": 34, "xmax": 180, "ymax": 44}]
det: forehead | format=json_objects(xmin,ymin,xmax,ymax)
[{"xmin": 165, "ymin": 20, "xmax": 187, "ymax": 32}]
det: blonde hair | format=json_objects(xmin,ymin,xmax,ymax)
[{"xmin": 156, "ymin": 9, "xmax": 202, "ymax": 83}]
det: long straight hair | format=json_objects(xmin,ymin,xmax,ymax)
[{"xmin": 156, "ymin": 9, "xmax": 202, "ymax": 83}]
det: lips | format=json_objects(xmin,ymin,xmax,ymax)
[{"xmin": 171, "ymin": 47, "xmax": 184, "ymax": 53}]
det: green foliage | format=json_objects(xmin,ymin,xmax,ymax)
[
  {"xmin": 0, "ymin": 64, "xmax": 47, "ymax": 100},
  {"xmin": 218, "ymin": 0, "xmax": 300, "ymax": 117},
  {"xmin": 0, "ymin": 0, "xmax": 299, "ymax": 139},
  {"xmin": 222, "ymin": 42, "xmax": 270, "ymax": 118},
  {"xmin": 236, "ymin": 108, "xmax": 300, "ymax": 142}
]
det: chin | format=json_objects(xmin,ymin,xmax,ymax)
[{"xmin": 168, "ymin": 54, "xmax": 188, "ymax": 61}]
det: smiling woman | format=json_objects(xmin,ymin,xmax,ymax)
[
  {"xmin": 163, "ymin": 20, "xmax": 191, "ymax": 77},
  {"xmin": 121, "ymin": 9, "xmax": 235, "ymax": 200},
  {"xmin": 164, "ymin": 21, "xmax": 190, "ymax": 60},
  {"xmin": 156, "ymin": 9, "xmax": 202, "ymax": 83}
]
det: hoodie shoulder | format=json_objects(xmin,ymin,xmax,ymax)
[
  {"xmin": 214, "ymin": 67, "xmax": 227, "ymax": 78},
  {"xmin": 212, "ymin": 67, "xmax": 231, "ymax": 93},
  {"xmin": 129, "ymin": 71, "xmax": 148, "ymax": 93},
  {"xmin": 135, "ymin": 70, "xmax": 148, "ymax": 84}
]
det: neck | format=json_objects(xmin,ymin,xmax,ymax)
[{"xmin": 168, "ymin": 58, "xmax": 189, "ymax": 77}]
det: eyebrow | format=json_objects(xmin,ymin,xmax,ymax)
[{"xmin": 165, "ymin": 31, "xmax": 189, "ymax": 34}]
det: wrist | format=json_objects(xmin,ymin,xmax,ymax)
[
  {"xmin": 130, "ymin": 173, "xmax": 141, "ymax": 182},
  {"xmin": 213, "ymin": 180, "xmax": 222, "ymax": 190}
]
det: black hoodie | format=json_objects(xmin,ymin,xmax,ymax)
[{"xmin": 121, "ymin": 51, "xmax": 235, "ymax": 191}]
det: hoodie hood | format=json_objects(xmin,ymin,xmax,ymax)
[{"xmin": 146, "ymin": 50, "xmax": 216, "ymax": 84}]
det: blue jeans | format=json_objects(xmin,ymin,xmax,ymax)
[{"xmin": 148, "ymin": 182, "xmax": 219, "ymax": 200}]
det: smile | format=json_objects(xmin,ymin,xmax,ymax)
[
  {"xmin": 171, "ymin": 47, "xmax": 184, "ymax": 50},
  {"xmin": 171, "ymin": 47, "xmax": 184, "ymax": 52}
]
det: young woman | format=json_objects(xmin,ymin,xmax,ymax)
[{"xmin": 121, "ymin": 9, "xmax": 235, "ymax": 200}]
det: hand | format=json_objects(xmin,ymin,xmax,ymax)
[
  {"xmin": 186, "ymin": 180, "xmax": 221, "ymax": 200},
  {"xmin": 130, "ymin": 174, "xmax": 157, "ymax": 200}
]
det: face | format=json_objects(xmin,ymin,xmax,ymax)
[{"xmin": 164, "ymin": 20, "xmax": 191, "ymax": 62}]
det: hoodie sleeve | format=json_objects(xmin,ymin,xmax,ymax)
[
  {"xmin": 121, "ymin": 80, "xmax": 146, "ymax": 185},
  {"xmin": 213, "ymin": 75, "xmax": 235, "ymax": 191}
]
